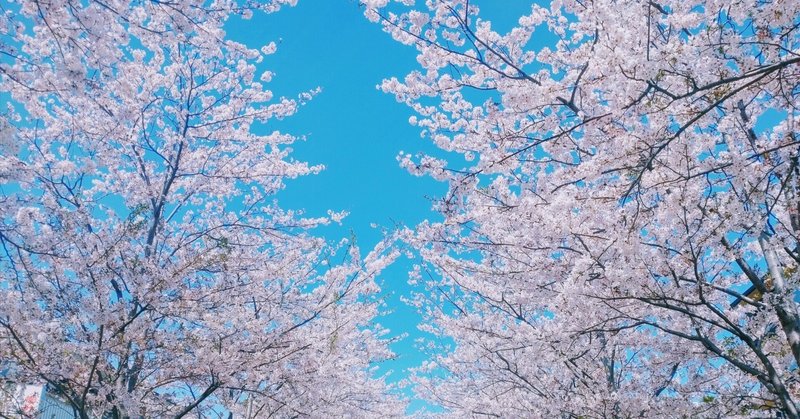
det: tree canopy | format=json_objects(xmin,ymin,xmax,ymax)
[
  {"xmin": 365, "ymin": 0, "xmax": 800, "ymax": 416},
  {"xmin": 0, "ymin": 1, "xmax": 401, "ymax": 417},
  {"xmin": 2, "ymin": 0, "xmax": 800, "ymax": 417}
]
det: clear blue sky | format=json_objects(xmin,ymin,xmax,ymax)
[
  {"xmin": 227, "ymin": 2, "xmax": 444, "ymax": 392},
  {"xmin": 226, "ymin": 0, "xmax": 534, "ymax": 408}
]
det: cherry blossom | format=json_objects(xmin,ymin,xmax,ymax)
[
  {"xmin": 0, "ymin": 1, "xmax": 401, "ymax": 417},
  {"xmin": 367, "ymin": 0, "xmax": 800, "ymax": 416}
]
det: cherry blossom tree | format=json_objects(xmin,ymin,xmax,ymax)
[
  {"xmin": 365, "ymin": 0, "xmax": 800, "ymax": 416},
  {"xmin": 0, "ymin": 1, "xmax": 403, "ymax": 417}
]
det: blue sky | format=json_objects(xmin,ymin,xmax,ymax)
[
  {"xmin": 227, "ymin": 1, "xmax": 444, "ymax": 388},
  {"xmin": 226, "ymin": 0, "xmax": 534, "ymax": 406}
]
